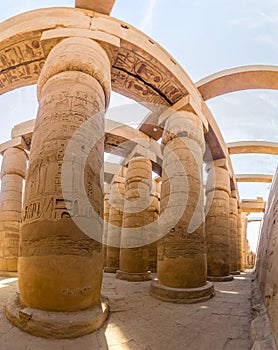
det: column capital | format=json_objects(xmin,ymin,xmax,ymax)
[
  {"xmin": 37, "ymin": 37, "xmax": 112, "ymax": 108},
  {"xmin": 205, "ymin": 157, "xmax": 229, "ymax": 172}
]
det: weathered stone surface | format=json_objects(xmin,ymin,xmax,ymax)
[
  {"xmin": 7, "ymin": 37, "xmax": 111, "ymax": 337},
  {"xmin": 205, "ymin": 161, "xmax": 233, "ymax": 281},
  {"xmin": 151, "ymin": 111, "xmax": 214, "ymax": 303},
  {"xmin": 229, "ymin": 196, "xmax": 239, "ymax": 274},
  {"xmin": 105, "ymin": 178, "xmax": 125, "ymax": 273},
  {"xmin": 117, "ymin": 157, "xmax": 152, "ymax": 282},
  {"xmin": 0, "ymin": 148, "xmax": 27, "ymax": 275},
  {"xmin": 256, "ymin": 168, "xmax": 278, "ymax": 346}
]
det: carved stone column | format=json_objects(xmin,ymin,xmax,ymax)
[
  {"xmin": 0, "ymin": 147, "xmax": 27, "ymax": 276},
  {"xmin": 237, "ymin": 207, "xmax": 243, "ymax": 272},
  {"xmin": 240, "ymin": 212, "xmax": 248, "ymax": 271},
  {"xmin": 6, "ymin": 37, "xmax": 111, "ymax": 338},
  {"xmin": 148, "ymin": 181, "xmax": 160, "ymax": 273},
  {"xmin": 104, "ymin": 177, "xmax": 125, "ymax": 273},
  {"xmin": 102, "ymin": 192, "xmax": 110, "ymax": 267},
  {"xmin": 116, "ymin": 157, "xmax": 152, "ymax": 282},
  {"xmin": 150, "ymin": 111, "xmax": 214, "ymax": 303},
  {"xmin": 229, "ymin": 192, "xmax": 240, "ymax": 275},
  {"xmin": 205, "ymin": 159, "xmax": 233, "ymax": 282}
]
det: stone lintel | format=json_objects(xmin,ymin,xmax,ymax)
[
  {"xmin": 241, "ymin": 198, "xmax": 266, "ymax": 213},
  {"xmin": 11, "ymin": 119, "xmax": 35, "ymax": 139},
  {"xmin": 236, "ymin": 174, "xmax": 273, "ymax": 183},
  {"xmin": 158, "ymin": 94, "xmax": 209, "ymax": 132},
  {"xmin": 75, "ymin": 0, "xmax": 116, "ymax": 15}
]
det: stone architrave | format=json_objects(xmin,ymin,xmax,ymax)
[
  {"xmin": 150, "ymin": 111, "xmax": 214, "ymax": 303},
  {"xmin": 205, "ymin": 159, "xmax": 233, "ymax": 282},
  {"xmin": 6, "ymin": 37, "xmax": 111, "ymax": 339},
  {"xmin": 116, "ymin": 157, "xmax": 153, "ymax": 282},
  {"xmin": 104, "ymin": 177, "xmax": 125, "ymax": 273},
  {"xmin": 0, "ymin": 147, "xmax": 27, "ymax": 276},
  {"xmin": 229, "ymin": 192, "xmax": 240, "ymax": 275}
]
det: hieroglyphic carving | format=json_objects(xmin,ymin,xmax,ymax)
[
  {"xmin": 0, "ymin": 60, "xmax": 45, "ymax": 90},
  {"xmin": 111, "ymin": 68, "xmax": 166, "ymax": 105},
  {"xmin": 113, "ymin": 45, "xmax": 186, "ymax": 103},
  {"xmin": 22, "ymin": 84, "xmax": 105, "ymax": 224},
  {"xmin": 0, "ymin": 36, "xmax": 45, "ymax": 92},
  {"xmin": 20, "ymin": 235, "xmax": 102, "ymax": 257},
  {"xmin": 0, "ymin": 37, "xmax": 44, "ymax": 70}
]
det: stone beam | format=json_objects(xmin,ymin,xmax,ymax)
[
  {"xmin": 75, "ymin": 0, "xmax": 116, "ymax": 15},
  {"xmin": 241, "ymin": 198, "xmax": 266, "ymax": 213},
  {"xmin": 227, "ymin": 141, "xmax": 278, "ymax": 155},
  {"xmin": 236, "ymin": 174, "xmax": 273, "ymax": 183},
  {"xmin": 196, "ymin": 65, "xmax": 278, "ymax": 101}
]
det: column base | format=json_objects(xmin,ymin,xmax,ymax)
[
  {"xmin": 5, "ymin": 292, "xmax": 109, "ymax": 339},
  {"xmin": 231, "ymin": 271, "xmax": 241, "ymax": 275},
  {"xmin": 150, "ymin": 279, "xmax": 214, "ymax": 304},
  {"xmin": 116, "ymin": 270, "xmax": 152, "ymax": 282},
  {"xmin": 0, "ymin": 271, "xmax": 18, "ymax": 277},
  {"xmin": 103, "ymin": 267, "xmax": 118, "ymax": 273},
  {"xmin": 207, "ymin": 275, "xmax": 234, "ymax": 282}
]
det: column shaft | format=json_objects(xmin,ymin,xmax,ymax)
[
  {"xmin": 102, "ymin": 192, "xmax": 110, "ymax": 267},
  {"xmin": 148, "ymin": 181, "xmax": 160, "ymax": 273},
  {"xmin": 0, "ymin": 147, "xmax": 27, "ymax": 275},
  {"xmin": 116, "ymin": 157, "xmax": 152, "ymax": 282},
  {"xmin": 6, "ymin": 37, "xmax": 111, "ymax": 338},
  {"xmin": 205, "ymin": 161, "xmax": 233, "ymax": 282},
  {"xmin": 105, "ymin": 178, "xmax": 125, "ymax": 273},
  {"xmin": 150, "ymin": 111, "xmax": 214, "ymax": 303},
  {"xmin": 237, "ymin": 208, "xmax": 244, "ymax": 271},
  {"xmin": 229, "ymin": 195, "xmax": 240, "ymax": 274}
]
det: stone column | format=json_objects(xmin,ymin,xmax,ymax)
[
  {"xmin": 0, "ymin": 147, "xmax": 27, "ymax": 276},
  {"xmin": 148, "ymin": 181, "xmax": 160, "ymax": 273},
  {"xmin": 237, "ymin": 207, "xmax": 243, "ymax": 272},
  {"xmin": 116, "ymin": 157, "xmax": 152, "ymax": 282},
  {"xmin": 6, "ymin": 37, "xmax": 111, "ymax": 339},
  {"xmin": 150, "ymin": 111, "xmax": 214, "ymax": 303},
  {"xmin": 205, "ymin": 159, "xmax": 233, "ymax": 282},
  {"xmin": 229, "ymin": 192, "xmax": 240, "ymax": 275},
  {"xmin": 104, "ymin": 177, "xmax": 125, "ymax": 273},
  {"xmin": 240, "ymin": 213, "xmax": 248, "ymax": 271},
  {"xmin": 102, "ymin": 192, "xmax": 110, "ymax": 267}
]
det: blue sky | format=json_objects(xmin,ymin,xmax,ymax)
[{"xmin": 0, "ymin": 0, "xmax": 277, "ymax": 249}]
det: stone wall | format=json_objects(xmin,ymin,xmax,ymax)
[{"xmin": 256, "ymin": 166, "xmax": 278, "ymax": 346}]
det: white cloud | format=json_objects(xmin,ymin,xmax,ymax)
[{"xmin": 140, "ymin": 0, "xmax": 159, "ymax": 33}]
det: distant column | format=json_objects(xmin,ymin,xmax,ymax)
[
  {"xmin": 102, "ymin": 192, "xmax": 110, "ymax": 267},
  {"xmin": 150, "ymin": 111, "xmax": 214, "ymax": 303},
  {"xmin": 116, "ymin": 157, "xmax": 152, "ymax": 282},
  {"xmin": 237, "ymin": 207, "xmax": 243, "ymax": 272},
  {"xmin": 205, "ymin": 159, "xmax": 233, "ymax": 282},
  {"xmin": 0, "ymin": 147, "xmax": 27, "ymax": 276},
  {"xmin": 104, "ymin": 177, "xmax": 125, "ymax": 273},
  {"xmin": 6, "ymin": 37, "xmax": 111, "ymax": 338},
  {"xmin": 148, "ymin": 181, "xmax": 160, "ymax": 273},
  {"xmin": 229, "ymin": 191, "xmax": 240, "ymax": 275},
  {"xmin": 240, "ymin": 213, "xmax": 248, "ymax": 271}
]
